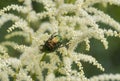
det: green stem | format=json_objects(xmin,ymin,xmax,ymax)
[{"xmin": 40, "ymin": 53, "xmax": 47, "ymax": 61}]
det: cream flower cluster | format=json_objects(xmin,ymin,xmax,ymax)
[{"xmin": 0, "ymin": 0, "xmax": 120, "ymax": 81}]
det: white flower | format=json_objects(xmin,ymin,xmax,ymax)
[{"xmin": 0, "ymin": 0, "xmax": 120, "ymax": 81}]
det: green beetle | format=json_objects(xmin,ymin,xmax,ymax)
[{"xmin": 41, "ymin": 33, "xmax": 69, "ymax": 52}]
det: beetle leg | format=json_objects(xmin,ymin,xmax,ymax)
[{"xmin": 51, "ymin": 32, "xmax": 58, "ymax": 37}]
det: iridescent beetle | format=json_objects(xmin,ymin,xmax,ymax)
[{"xmin": 41, "ymin": 33, "xmax": 70, "ymax": 52}]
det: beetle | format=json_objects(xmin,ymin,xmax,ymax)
[{"xmin": 41, "ymin": 33, "xmax": 70, "ymax": 52}]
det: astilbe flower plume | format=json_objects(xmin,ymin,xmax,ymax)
[{"xmin": 0, "ymin": 0, "xmax": 120, "ymax": 81}]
